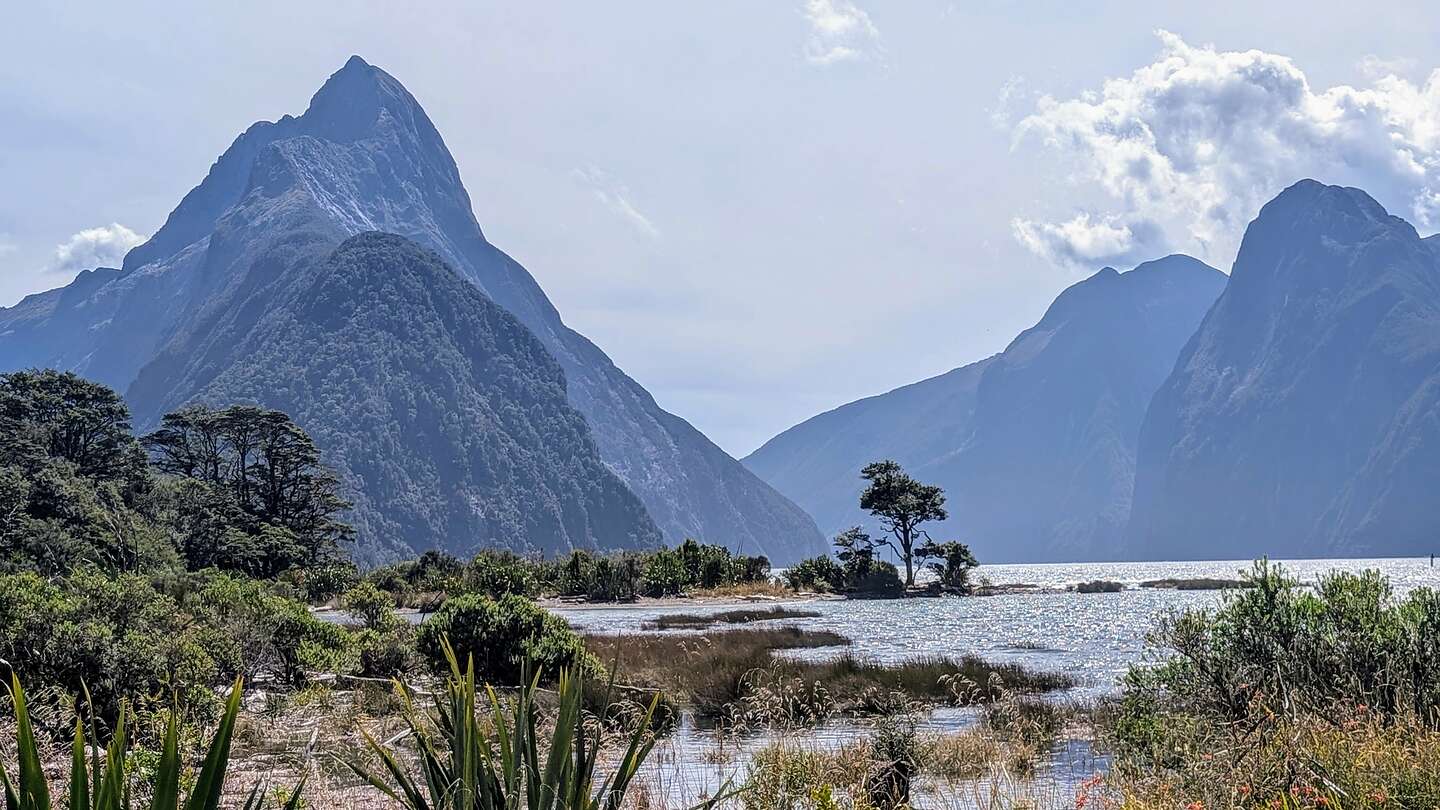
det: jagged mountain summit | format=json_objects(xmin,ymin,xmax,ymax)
[
  {"xmin": 1127, "ymin": 180, "xmax": 1440, "ymax": 560},
  {"xmin": 747, "ymin": 255, "xmax": 1226, "ymax": 562},
  {"xmin": 0, "ymin": 56, "xmax": 824, "ymax": 562}
]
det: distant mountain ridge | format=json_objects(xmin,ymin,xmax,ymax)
[
  {"xmin": 1127, "ymin": 180, "xmax": 1440, "ymax": 560},
  {"xmin": 747, "ymin": 255, "xmax": 1227, "ymax": 562},
  {"xmin": 0, "ymin": 56, "xmax": 824, "ymax": 562}
]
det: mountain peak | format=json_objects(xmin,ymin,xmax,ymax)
[{"xmin": 301, "ymin": 56, "xmax": 417, "ymax": 142}]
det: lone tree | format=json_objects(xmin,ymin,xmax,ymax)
[{"xmin": 859, "ymin": 460, "xmax": 947, "ymax": 587}]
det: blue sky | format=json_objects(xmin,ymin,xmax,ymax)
[{"xmin": 3, "ymin": 1, "xmax": 1438, "ymax": 454}]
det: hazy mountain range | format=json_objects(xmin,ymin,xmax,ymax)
[
  {"xmin": 5, "ymin": 58, "xmax": 1437, "ymax": 565},
  {"xmin": 0, "ymin": 57, "xmax": 825, "ymax": 563},
  {"xmin": 747, "ymin": 255, "xmax": 1227, "ymax": 562},
  {"xmin": 748, "ymin": 180, "xmax": 1440, "ymax": 562}
]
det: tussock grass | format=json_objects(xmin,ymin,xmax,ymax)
[
  {"xmin": 586, "ymin": 628, "xmax": 1074, "ymax": 727},
  {"xmin": 642, "ymin": 607, "xmax": 823, "ymax": 630}
]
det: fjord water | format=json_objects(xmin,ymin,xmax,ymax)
[{"xmin": 559, "ymin": 557, "xmax": 1440, "ymax": 699}]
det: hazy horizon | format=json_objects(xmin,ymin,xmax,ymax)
[{"xmin": 4, "ymin": 2, "xmax": 1439, "ymax": 456}]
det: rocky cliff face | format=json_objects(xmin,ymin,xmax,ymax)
[
  {"xmin": 747, "ymin": 255, "xmax": 1225, "ymax": 562},
  {"xmin": 1127, "ymin": 181, "xmax": 1440, "ymax": 560},
  {"xmin": 0, "ymin": 56, "xmax": 823, "ymax": 561}
]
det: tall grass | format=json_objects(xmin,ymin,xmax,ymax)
[{"xmin": 0, "ymin": 674, "xmax": 302, "ymax": 810}]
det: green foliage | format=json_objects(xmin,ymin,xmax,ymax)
[
  {"xmin": 416, "ymin": 594, "xmax": 599, "ymax": 684},
  {"xmin": 858, "ymin": 460, "xmax": 948, "ymax": 587},
  {"xmin": 342, "ymin": 581, "xmax": 398, "ymax": 631},
  {"xmin": 144, "ymin": 404, "xmax": 353, "ymax": 577},
  {"xmin": 917, "ymin": 540, "xmax": 978, "ymax": 592},
  {"xmin": 464, "ymin": 549, "xmax": 539, "ymax": 597},
  {"xmin": 366, "ymin": 549, "xmax": 464, "ymax": 607},
  {"xmin": 0, "ymin": 371, "xmax": 355, "ymax": 583},
  {"xmin": 1109, "ymin": 561, "xmax": 1440, "ymax": 804},
  {"xmin": 354, "ymin": 624, "xmax": 419, "ymax": 679},
  {"xmin": 342, "ymin": 642, "xmax": 699, "ymax": 810},
  {"xmin": 0, "ymin": 569, "xmax": 218, "ymax": 728},
  {"xmin": 783, "ymin": 555, "xmax": 846, "ymax": 592},
  {"xmin": 539, "ymin": 542, "xmax": 770, "ymax": 602},
  {"xmin": 0, "ymin": 674, "xmax": 302, "ymax": 810},
  {"xmin": 186, "ymin": 573, "xmax": 356, "ymax": 687}
]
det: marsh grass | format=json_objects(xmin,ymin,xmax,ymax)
[
  {"xmin": 586, "ymin": 629, "xmax": 1073, "ymax": 727},
  {"xmin": 642, "ymin": 608, "xmax": 823, "ymax": 631}
]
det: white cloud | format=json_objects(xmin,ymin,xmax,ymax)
[
  {"xmin": 574, "ymin": 168, "xmax": 660, "ymax": 239},
  {"xmin": 0, "ymin": 235, "xmax": 16, "ymax": 257},
  {"xmin": 802, "ymin": 0, "xmax": 882, "ymax": 66},
  {"xmin": 1012, "ymin": 213, "xmax": 1167, "ymax": 268},
  {"xmin": 1011, "ymin": 31, "xmax": 1440, "ymax": 269},
  {"xmin": 50, "ymin": 223, "xmax": 145, "ymax": 274}
]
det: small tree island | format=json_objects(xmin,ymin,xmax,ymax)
[{"xmin": 785, "ymin": 459, "xmax": 978, "ymax": 596}]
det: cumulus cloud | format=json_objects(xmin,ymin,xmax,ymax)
[
  {"xmin": 802, "ymin": 0, "xmax": 882, "ymax": 66},
  {"xmin": 1011, "ymin": 31, "xmax": 1440, "ymax": 269},
  {"xmin": 574, "ymin": 167, "xmax": 660, "ymax": 239},
  {"xmin": 50, "ymin": 223, "xmax": 145, "ymax": 274},
  {"xmin": 1012, "ymin": 213, "xmax": 1167, "ymax": 268}
]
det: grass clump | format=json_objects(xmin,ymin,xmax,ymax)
[
  {"xmin": 586, "ymin": 628, "xmax": 1072, "ymax": 727},
  {"xmin": 642, "ymin": 606, "xmax": 823, "ymax": 630}
]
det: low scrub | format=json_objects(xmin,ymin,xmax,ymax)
[{"xmin": 1106, "ymin": 561, "xmax": 1440, "ymax": 807}]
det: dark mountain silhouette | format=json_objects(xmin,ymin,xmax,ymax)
[
  {"xmin": 1127, "ymin": 181, "xmax": 1440, "ymax": 560},
  {"xmin": 747, "ymin": 255, "xmax": 1225, "ymax": 562},
  {"xmin": 0, "ymin": 56, "xmax": 823, "ymax": 561}
]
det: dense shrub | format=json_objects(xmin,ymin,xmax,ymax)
[
  {"xmin": 416, "ymin": 593, "xmax": 598, "ymax": 684},
  {"xmin": 785, "ymin": 555, "xmax": 846, "ymax": 592},
  {"xmin": 185, "ymin": 573, "xmax": 357, "ymax": 686},
  {"xmin": 463, "ymin": 549, "xmax": 538, "ymax": 597},
  {"xmin": 0, "ymin": 569, "xmax": 217, "ymax": 726},
  {"xmin": 366, "ymin": 549, "xmax": 463, "ymax": 606},
  {"xmin": 355, "ymin": 624, "xmax": 419, "ymax": 678},
  {"xmin": 538, "ymin": 540, "xmax": 770, "ymax": 602},
  {"xmin": 783, "ymin": 554, "xmax": 901, "ymax": 595}
]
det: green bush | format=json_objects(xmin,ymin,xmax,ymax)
[
  {"xmin": 785, "ymin": 555, "xmax": 846, "ymax": 592},
  {"xmin": 850, "ymin": 561, "xmax": 904, "ymax": 597},
  {"xmin": 415, "ymin": 594, "xmax": 599, "ymax": 684},
  {"xmin": 355, "ymin": 624, "xmax": 418, "ymax": 678},
  {"xmin": 342, "ymin": 581, "xmax": 398, "ymax": 630},
  {"xmin": 463, "ymin": 549, "xmax": 537, "ymax": 597},
  {"xmin": 0, "ymin": 569, "xmax": 218, "ymax": 727},
  {"xmin": 641, "ymin": 548, "xmax": 687, "ymax": 597},
  {"xmin": 186, "ymin": 573, "xmax": 356, "ymax": 687}
]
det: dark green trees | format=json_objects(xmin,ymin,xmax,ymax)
[
  {"xmin": 859, "ymin": 460, "xmax": 948, "ymax": 586},
  {"xmin": 0, "ymin": 369, "xmax": 352, "ymax": 580},
  {"xmin": 143, "ymin": 405, "xmax": 352, "ymax": 575},
  {"xmin": 0, "ymin": 371, "xmax": 166, "ymax": 574}
]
